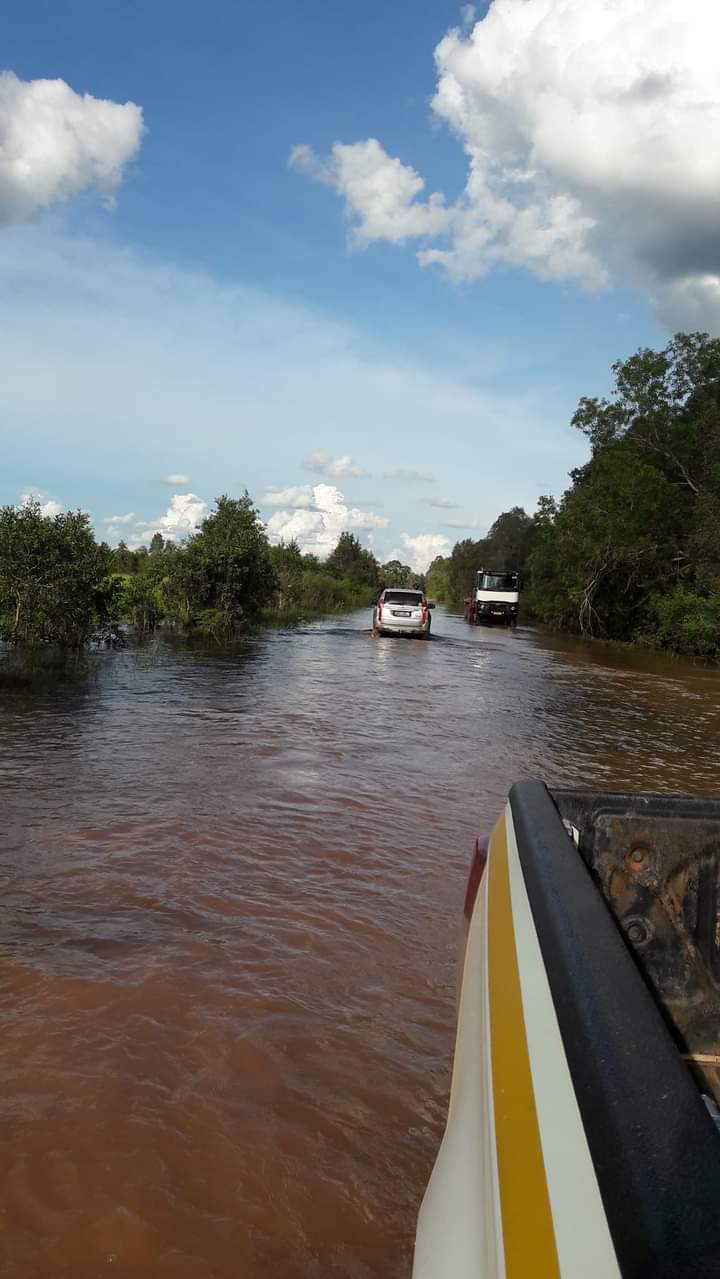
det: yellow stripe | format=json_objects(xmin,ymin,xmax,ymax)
[{"xmin": 488, "ymin": 815, "xmax": 560, "ymax": 1278}]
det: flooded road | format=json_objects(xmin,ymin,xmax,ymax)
[{"xmin": 3, "ymin": 608, "xmax": 720, "ymax": 1278}]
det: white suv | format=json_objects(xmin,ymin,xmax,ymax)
[{"xmin": 373, "ymin": 588, "xmax": 431, "ymax": 639}]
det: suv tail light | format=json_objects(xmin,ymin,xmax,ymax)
[
  {"xmin": 377, "ymin": 597, "xmax": 383, "ymax": 620},
  {"xmin": 463, "ymin": 836, "xmax": 489, "ymax": 922}
]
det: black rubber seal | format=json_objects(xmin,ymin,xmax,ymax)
[{"xmin": 509, "ymin": 778, "xmax": 720, "ymax": 1279}]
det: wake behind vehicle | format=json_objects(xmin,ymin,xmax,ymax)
[
  {"xmin": 414, "ymin": 781, "xmax": 720, "ymax": 1278},
  {"xmin": 465, "ymin": 569, "xmax": 520, "ymax": 626},
  {"xmin": 373, "ymin": 588, "xmax": 431, "ymax": 639}
]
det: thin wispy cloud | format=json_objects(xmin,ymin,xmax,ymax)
[
  {"xmin": 0, "ymin": 225, "xmax": 583, "ymax": 536},
  {"xmin": 420, "ymin": 496, "xmax": 458, "ymax": 509},
  {"xmin": 384, "ymin": 467, "xmax": 434, "ymax": 483},
  {"xmin": 303, "ymin": 451, "xmax": 369, "ymax": 479},
  {"xmin": 103, "ymin": 511, "xmax": 136, "ymax": 525},
  {"xmin": 162, "ymin": 473, "xmax": 189, "ymax": 486}
]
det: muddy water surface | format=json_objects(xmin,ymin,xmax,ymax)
[{"xmin": 3, "ymin": 609, "xmax": 720, "ymax": 1277}]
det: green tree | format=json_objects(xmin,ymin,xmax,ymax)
[
  {"xmin": 485, "ymin": 507, "xmax": 534, "ymax": 572},
  {"xmin": 573, "ymin": 333, "xmax": 720, "ymax": 474},
  {"xmin": 425, "ymin": 555, "xmax": 450, "ymax": 601},
  {"xmin": 381, "ymin": 559, "xmax": 416, "ymax": 588},
  {"xmin": 166, "ymin": 493, "xmax": 276, "ymax": 637},
  {"xmin": 525, "ymin": 332, "xmax": 720, "ymax": 646},
  {"xmin": 446, "ymin": 538, "xmax": 488, "ymax": 605},
  {"xmin": 0, "ymin": 500, "xmax": 114, "ymax": 648},
  {"xmin": 270, "ymin": 540, "xmax": 304, "ymax": 610},
  {"xmin": 111, "ymin": 540, "xmax": 139, "ymax": 574},
  {"xmin": 528, "ymin": 443, "xmax": 680, "ymax": 637},
  {"xmin": 120, "ymin": 574, "xmax": 165, "ymax": 634},
  {"xmin": 324, "ymin": 532, "xmax": 379, "ymax": 588}
]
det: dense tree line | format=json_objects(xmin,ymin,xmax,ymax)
[
  {"xmin": 8, "ymin": 331, "xmax": 716, "ymax": 660},
  {"xmin": 428, "ymin": 332, "xmax": 720, "ymax": 659},
  {"xmin": 426, "ymin": 505, "xmax": 535, "ymax": 606},
  {"xmin": 0, "ymin": 493, "xmax": 421, "ymax": 651}
]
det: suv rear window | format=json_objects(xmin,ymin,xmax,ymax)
[{"xmin": 384, "ymin": 591, "xmax": 423, "ymax": 604}]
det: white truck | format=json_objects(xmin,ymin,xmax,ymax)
[{"xmin": 464, "ymin": 570, "xmax": 520, "ymax": 626}]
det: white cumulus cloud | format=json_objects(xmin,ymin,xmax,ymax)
[
  {"xmin": 303, "ymin": 451, "xmax": 369, "ymax": 478},
  {"xmin": 162, "ymin": 472, "xmax": 189, "ymax": 486},
  {"xmin": 386, "ymin": 532, "xmax": 452, "ymax": 574},
  {"xmin": 261, "ymin": 484, "xmax": 318, "ymax": 508},
  {"xmin": 291, "ymin": 138, "xmax": 449, "ymax": 248},
  {"xmin": 265, "ymin": 482, "xmax": 388, "ymax": 556},
  {"xmin": 293, "ymin": 0, "xmax": 720, "ymax": 328},
  {"xmin": 130, "ymin": 493, "xmax": 208, "ymax": 548},
  {"xmin": 0, "ymin": 71, "xmax": 143, "ymax": 224},
  {"xmin": 21, "ymin": 489, "xmax": 63, "ymax": 517}
]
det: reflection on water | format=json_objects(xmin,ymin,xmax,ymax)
[{"xmin": 2, "ymin": 611, "xmax": 720, "ymax": 1277}]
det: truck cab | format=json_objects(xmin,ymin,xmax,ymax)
[{"xmin": 466, "ymin": 569, "xmax": 520, "ymax": 625}]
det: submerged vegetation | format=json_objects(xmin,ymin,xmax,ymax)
[
  {"xmin": 0, "ymin": 501, "xmax": 118, "ymax": 649},
  {"xmin": 0, "ymin": 494, "xmax": 418, "ymax": 656},
  {"xmin": 5, "ymin": 331, "xmax": 720, "ymax": 663},
  {"xmin": 110, "ymin": 519, "xmax": 410, "ymax": 641}
]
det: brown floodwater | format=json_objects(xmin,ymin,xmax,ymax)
[{"xmin": 3, "ymin": 608, "xmax": 720, "ymax": 1278}]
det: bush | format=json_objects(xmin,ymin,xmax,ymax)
[
  {"xmin": 0, "ymin": 500, "xmax": 114, "ymax": 648},
  {"xmin": 119, "ymin": 573, "xmax": 166, "ymax": 634},
  {"xmin": 637, "ymin": 586, "xmax": 720, "ymax": 658},
  {"xmin": 165, "ymin": 494, "xmax": 276, "ymax": 636},
  {"xmin": 297, "ymin": 571, "xmax": 373, "ymax": 613}
]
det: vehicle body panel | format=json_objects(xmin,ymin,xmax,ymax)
[
  {"xmin": 414, "ymin": 800, "xmax": 618, "ymax": 1278},
  {"xmin": 414, "ymin": 783, "xmax": 720, "ymax": 1278},
  {"xmin": 373, "ymin": 588, "xmax": 430, "ymax": 638},
  {"xmin": 413, "ymin": 857, "xmax": 502, "ymax": 1278}
]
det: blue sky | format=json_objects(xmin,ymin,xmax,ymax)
[{"xmin": 3, "ymin": 0, "xmax": 713, "ymax": 569}]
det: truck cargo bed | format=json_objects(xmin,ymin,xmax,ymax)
[
  {"xmin": 552, "ymin": 787, "xmax": 720, "ymax": 1106},
  {"xmin": 414, "ymin": 780, "xmax": 720, "ymax": 1279}
]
